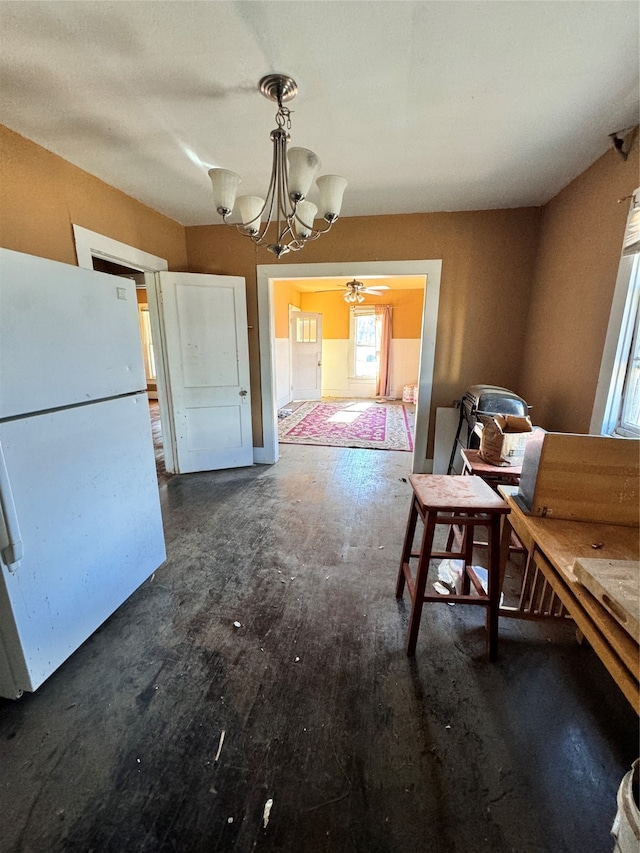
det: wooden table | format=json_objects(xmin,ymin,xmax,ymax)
[{"xmin": 501, "ymin": 492, "xmax": 640, "ymax": 713}]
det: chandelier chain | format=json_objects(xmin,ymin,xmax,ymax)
[{"xmin": 276, "ymin": 104, "xmax": 292, "ymax": 131}]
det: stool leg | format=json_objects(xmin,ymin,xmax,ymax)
[
  {"xmin": 406, "ymin": 510, "xmax": 437, "ymax": 656},
  {"xmin": 461, "ymin": 515, "xmax": 474, "ymax": 595},
  {"xmin": 486, "ymin": 514, "xmax": 502, "ymax": 661},
  {"xmin": 396, "ymin": 496, "xmax": 419, "ymax": 598}
]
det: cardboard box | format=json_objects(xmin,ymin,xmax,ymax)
[{"xmin": 478, "ymin": 414, "xmax": 533, "ymax": 466}]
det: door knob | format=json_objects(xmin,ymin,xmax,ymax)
[{"xmin": 239, "ymin": 389, "xmax": 248, "ymax": 397}]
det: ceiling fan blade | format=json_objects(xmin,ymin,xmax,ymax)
[{"xmin": 361, "ymin": 286, "xmax": 390, "ymax": 293}]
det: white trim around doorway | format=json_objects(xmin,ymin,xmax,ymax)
[
  {"xmin": 257, "ymin": 260, "xmax": 442, "ymax": 472},
  {"xmin": 73, "ymin": 225, "xmax": 169, "ymax": 273}
]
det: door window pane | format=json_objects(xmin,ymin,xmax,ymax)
[{"xmin": 296, "ymin": 317, "xmax": 317, "ymax": 343}]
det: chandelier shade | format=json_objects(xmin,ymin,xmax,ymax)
[
  {"xmin": 287, "ymin": 148, "xmax": 321, "ymax": 200},
  {"xmin": 296, "ymin": 200, "xmax": 318, "ymax": 238},
  {"xmin": 317, "ymin": 175, "xmax": 348, "ymax": 222},
  {"xmin": 207, "ymin": 74, "xmax": 346, "ymax": 258},
  {"xmin": 237, "ymin": 196, "xmax": 264, "ymax": 234},
  {"xmin": 209, "ymin": 169, "xmax": 241, "ymax": 217}
]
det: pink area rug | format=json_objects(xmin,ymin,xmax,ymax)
[{"xmin": 278, "ymin": 400, "xmax": 414, "ymax": 451}]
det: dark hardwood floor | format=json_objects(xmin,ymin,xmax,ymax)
[{"xmin": 0, "ymin": 444, "xmax": 636, "ymax": 852}]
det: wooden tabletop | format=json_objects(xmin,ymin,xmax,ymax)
[
  {"xmin": 511, "ymin": 508, "xmax": 639, "ymax": 580},
  {"xmin": 409, "ymin": 474, "xmax": 509, "ymax": 513}
]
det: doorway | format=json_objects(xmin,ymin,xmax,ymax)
[
  {"xmin": 89, "ymin": 255, "xmax": 169, "ymax": 480},
  {"xmin": 258, "ymin": 260, "xmax": 442, "ymax": 472},
  {"xmin": 73, "ymin": 225, "xmax": 171, "ymax": 478}
]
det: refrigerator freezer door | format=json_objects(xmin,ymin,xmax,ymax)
[
  {"xmin": 0, "ymin": 248, "xmax": 146, "ymax": 419},
  {"xmin": 0, "ymin": 394, "xmax": 165, "ymax": 698}
]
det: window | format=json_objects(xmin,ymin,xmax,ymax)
[
  {"xmin": 295, "ymin": 315, "xmax": 317, "ymax": 343},
  {"xmin": 351, "ymin": 307, "xmax": 377, "ymax": 378},
  {"xmin": 615, "ymin": 258, "xmax": 640, "ymax": 436},
  {"xmin": 591, "ymin": 190, "xmax": 640, "ymax": 437},
  {"xmin": 138, "ymin": 303, "xmax": 157, "ymax": 383}
]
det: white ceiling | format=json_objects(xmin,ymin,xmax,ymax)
[{"xmin": 1, "ymin": 1, "xmax": 638, "ymax": 227}]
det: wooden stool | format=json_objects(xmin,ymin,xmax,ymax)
[
  {"xmin": 460, "ymin": 448, "xmax": 522, "ymax": 489},
  {"xmin": 396, "ymin": 475, "xmax": 510, "ymax": 660},
  {"xmin": 457, "ymin": 448, "xmax": 526, "ymax": 556}
]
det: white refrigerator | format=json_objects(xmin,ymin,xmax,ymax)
[{"xmin": 0, "ymin": 248, "xmax": 166, "ymax": 699}]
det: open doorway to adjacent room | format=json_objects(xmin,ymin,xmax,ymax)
[
  {"xmin": 90, "ymin": 257, "xmax": 169, "ymax": 481},
  {"xmin": 73, "ymin": 226, "xmax": 171, "ymax": 482},
  {"xmin": 273, "ymin": 275, "xmax": 424, "ymax": 453},
  {"xmin": 258, "ymin": 260, "xmax": 442, "ymax": 472}
]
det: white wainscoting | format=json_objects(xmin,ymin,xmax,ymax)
[
  {"xmin": 390, "ymin": 339, "xmax": 421, "ymax": 399},
  {"xmin": 319, "ymin": 338, "xmax": 420, "ymax": 399}
]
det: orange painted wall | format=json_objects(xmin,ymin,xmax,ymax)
[
  {"xmin": 0, "ymin": 125, "xmax": 188, "ymax": 270},
  {"xmin": 519, "ymin": 135, "xmax": 639, "ymax": 432},
  {"xmin": 297, "ymin": 288, "xmax": 424, "ymax": 339},
  {"xmin": 273, "ymin": 283, "xmax": 302, "ymax": 337}
]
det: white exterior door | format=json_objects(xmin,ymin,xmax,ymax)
[
  {"xmin": 150, "ymin": 272, "xmax": 253, "ymax": 473},
  {"xmin": 291, "ymin": 312, "xmax": 323, "ymax": 400}
]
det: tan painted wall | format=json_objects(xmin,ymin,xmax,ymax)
[
  {"xmin": 187, "ymin": 208, "xmax": 542, "ymax": 450},
  {"xmin": 0, "ymin": 125, "xmax": 188, "ymax": 270},
  {"xmin": 7, "ymin": 119, "xmax": 634, "ymax": 453},
  {"xmin": 519, "ymin": 135, "xmax": 639, "ymax": 432}
]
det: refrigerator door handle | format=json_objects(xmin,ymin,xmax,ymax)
[{"xmin": 0, "ymin": 441, "xmax": 23, "ymax": 571}]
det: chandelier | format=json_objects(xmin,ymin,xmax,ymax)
[
  {"xmin": 342, "ymin": 279, "xmax": 389, "ymax": 304},
  {"xmin": 208, "ymin": 74, "xmax": 347, "ymax": 259}
]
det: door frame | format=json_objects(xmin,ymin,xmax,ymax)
[
  {"xmin": 72, "ymin": 225, "xmax": 177, "ymax": 472},
  {"xmin": 257, "ymin": 260, "xmax": 442, "ymax": 472}
]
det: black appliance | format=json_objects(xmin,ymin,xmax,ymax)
[{"xmin": 447, "ymin": 384, "xmax": 530, "ymax": 474}]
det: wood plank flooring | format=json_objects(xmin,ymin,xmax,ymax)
[{"xmin": 0, "ymin": 444, "xmax": 636, "ymax": 852}]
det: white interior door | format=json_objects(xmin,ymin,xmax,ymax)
[
  {"xmin": 291, "ymin": 312, "xmax": 323, "ymax": 400},
  {"xmin": 151, "ymin": 271, "xmax": 253, "ymax": 473}
]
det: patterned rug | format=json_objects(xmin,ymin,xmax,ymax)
[{"xmin": 278, "ymin": 400, "xmax": 414, "ymax": 451}]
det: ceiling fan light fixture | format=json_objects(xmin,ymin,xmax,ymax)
[
  {"xmin": 208, "ymin": 74, "xmax": 347, "ymax": 258},
  {"xmin": 343, "ymin": 279, "xmax": 368, "ymax": 303}
]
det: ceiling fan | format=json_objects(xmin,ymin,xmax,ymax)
[{"xmin": 341, "ymin": 279, "xmax": 390, "ymax": 303}]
